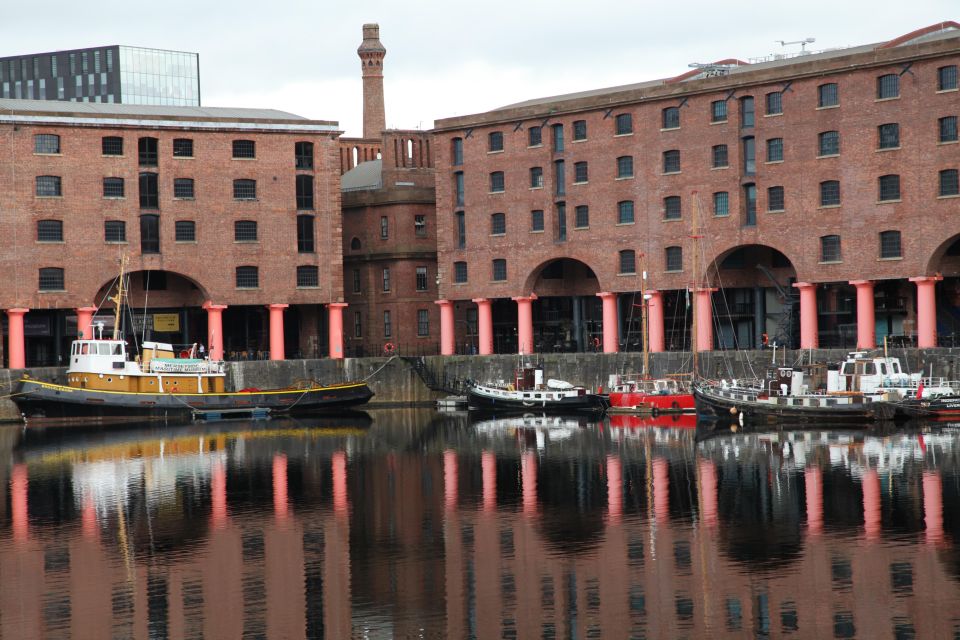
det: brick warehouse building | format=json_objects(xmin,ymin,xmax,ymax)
[
  {"xmin": 0, "ymin": 99, "xmax": 347, "ymax": 367},
  {"xmin": 432, "ymin": 22, "xmax": 960, "ymax": 356}
]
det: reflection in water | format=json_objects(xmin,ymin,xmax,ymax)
[{"xmin": 1, "ymin": 412, "xmax": 959, "ymax": 637}]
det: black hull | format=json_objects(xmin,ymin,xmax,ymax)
[
  {"xmin": 13, "ymin": 379, "xmax": 374, "ymax": 427},
  {"xmin": 889, "ymin": 396, "xmax": 960, "ymax": 420},
  {"xmin": 694, "ymin": 386, "xmax": 896, "ymax": 424},
  {"xmin": 467, "ymin": 388, "xmax": 608, "ymax": 414}
]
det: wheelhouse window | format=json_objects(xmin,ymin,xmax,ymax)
[
  {"xmin": 232, "ymin": 140, "xmax": 255, "ymax": 159},
  {"xmin": 295, "ymin": 141, "xmax": 314, "ymax": 169},
  {"xmin": 39, "ymin": 267, "xmax": 64, "ymax": 291},
  {"xmin": 235, "ymin": 266, "xmax": 258, "ymax": 288}
]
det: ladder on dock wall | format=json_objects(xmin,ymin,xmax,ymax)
[{"xmin": 401, "ymin": 356, "xmax": 464, "ymax": 395}]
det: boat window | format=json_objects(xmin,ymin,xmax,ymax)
[
  {"xmin": 98, "ymin": 344, "xmax": 110, "ymax": 355},
  {"xmin": 71, "ymin": 344, "xmax": 77, "ymax": 355},
  {"xmin": 863, "ymin": 362, "xmax": 876, "ymax": 375},
  {"xmin": 113, "ymin": 344, "xmax": 123, "ymax": 355},
  {"xmin": 840, "ymin": 363, "xmax": 851, "ymax": 375},
  {"xmin": 879, "ymin": 362, "xmax": 887, "ymax": 375},
  {"xmin": 892, "ymin": 362, "xmax": 900, "ymax": 374},
  {"xmin": 81, "ymin": 344, "xmax": 89, "ymax": 354}
]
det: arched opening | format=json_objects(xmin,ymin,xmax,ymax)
[{"xmin": 926, "ymin": 234, "xmax": 960, "ymax": 346}]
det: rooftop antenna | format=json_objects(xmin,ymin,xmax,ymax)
[{"xmin": 777, "ymin": 38, "xmax": 816, "ymax": 52}]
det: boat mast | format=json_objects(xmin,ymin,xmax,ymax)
[
  {"xmin": 110, "ymin": 255, "xmax": 128, "ymax": 341},
  {"xmin": 690, "ymin": 191, "xmax": 703, "ymax": 380},
  {"xmin": 640, "ymin": 253, "xmax": 649, "ymax": 377}
]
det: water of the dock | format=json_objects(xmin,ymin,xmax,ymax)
[{"xmin": 0, "ymin": 409, "xmax": 957, "ymax": 638}]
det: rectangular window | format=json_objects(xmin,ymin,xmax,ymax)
[
  {"xmin": 940, "ymin": 116, "xmax": 958, "ymax": 143},
  {"xmin": 452, "ymin": 137, "xmax": 464, "ymax": 164},
  {"xmin": 940, "ymin": 169, "xmax": 960, "ymax": 197},
  {"xmin": 938, "ymin": 65, "xmax": 958, "ymax": 91},
  {"xmin": 663, "ymin": 150, "xmax": 680, "ymax": 173},
  {"xmin": 354, "ymin": 312, "xmax": 362, "ymax": 339},
  {"xmin": 820, "ymin": 235, "xmax": 841, "ymax": 262},
  {"xmin": 574, "ymin": 205, "xmax": 589, "ymax": 228},
  {"xmin": 175, "ymin": 220, "xmax": 196, "ymax": 242},
  {"xmin": 417, "ymin": 310, "xmax": 429, "ymax": 337},
  {"xmin": 297, "ymin": 265, "xmax": 319, "ymax": 288},
  {"xmin": 554, "ymin": 160, "xmax": 565, "ymax": 195},
  {"xmin": 50, "ymin": 54, "xmax": 58, "ymax": 77},
  {"xmin": 556, "ymin": 203, "xmax": 567, "ymax": 242},
  {"xmin": 380, "ymin": 216, "xmax": 389, "ymax": 239},
  {"xmin": 233, "ymin": 179, "xmax": 256, "ymax": 200},
  {"xmin": 574, "ymin": 161, "xmax": 588, "ymax": 183},
  {"xmin": 173, "ymin": 138, "xmax": 194, "ymax": 157},
  {"xmin": 616, "ymin": 156, "xmax": 634, "ymax": 178},
  {"xmin": 382, "ymin": 268, "xmax": 391, "ymax": 292},
  {"xmin": 492, "ymin": 259, "xmax": 507, "ymax": 282},
  {"xmin": 456, "ymin": 211, "xmax": 466, "ymax": 249},
  {"xmin": 664, "ymin": 196, "xmax": 681, "ymax": 220},
  {"xmin": 766, "ymin": 138, "xmax": 783, "ymax": 162},
  {"xmin": 234, "ymin": 220, "xmax": 258, "ymax": 242},
  {"xmin": 295, "ymin": 141, "xmax": 314, "ymax": 169},
  {"xmin": 296, "ymin": 174, "xmax": 314, "ymax": 209},
  {"xmin": 353, "ymin": 269, "xmax": 361, "ymax": 293},
  {"xmin": 173, "ymin": 178, "xmax": 194, "ymax": 199},
  {"xmin": 878, "ymin": 123, "xmax": 900, "ymax": 149},
  {"xmin": 140, "ymin": 214, "xmax": 160, "ymax": 254},
  {"xmin": 138, "ymin": 137, "xmax": 158, "ymax": 166},
  {"xmin": 414, "ymin": 214, "xmax": 427, "ymax": 237},
  {"xmin": 711, "ymin": 100, "xmax": 727, "ymax": 122},
  {"xmin": 713, "ymin": 191, "xmax": 729, "ymax": 216},
  {"xmin": 81, "ymin": 52, "xmax": 88, "ymax": 73},
  {"xmin": 104, "ymin": 220, "xmax": 125, "ymax": 243},
  {"xmin": 820, "ymin": 180, "xmax": 841, "ymax": 206},
  {"xmin": 768, "ymin": 186, "xmax": 785, "ymax": 212},
  {"xmin": 531, "ymin": 209, "xmax": 544, "ymax": 232},
  {"xmin": 665, "ymin": 246, "xmax": 682, "ymax": 272},
  {"xmin": 297, "ymin": 215, "xmax": 315, "ymax": 252},
  {"xmin": 552, "ymin": 124, "xmax": 564, "ymax": 152},
  {"xmin": 36, "ymin": 175, "xmax": 62, "ymax": 197},
  {"xmin": 765, "ymin": 91, "xmax": 782, "ymax": 115},
  {"xmin": 662, "ymin": 107, "xmax": 680, "ymax": 129},
  {"xmin": 37, "ymin": 220, "xmax": 63, "ymax": 242},
  {"xmin": 530, "ymin": 166, "xmax": 543, "ymax": 188},
  {"xmin": 528, "ymin": 126, "xmax": 542, "ymax": 146},
  {"xmin": 34, "ymin": 134, "xmax": 60, "ymax": 154},
  {"xmin": 615, "ymin": 113, "xmax": 633, "ymax": 135},
  {"xmin": 416, "ymin": 266, "xmax": 428, "ymax": 291},
  {"xmin": 743, "ymin": 184, "xmax": 757, "ymax": 226},
  {"xmin": 39, "ymin": 267, "xmax": 64, "ymax": 291},
  {"xmin": 877, "ymin": 74, "xmax": 899, "ymax": 99},
  {"xmin": 383, "ymin": 311, "xmax": 392, "ymax": 338},
  {"xmin": 880, "ymin": 231, "xmax": 902, "ymax": 259},
  {"xmin": 454, "ymin": 171, "xmax": 465, "ymax": 206},
  {"xmin": 490, "ymin": 212, "xmax": 506, "ymax": 235},
  {"xmin": 743, "ymin": 137, "xmax": 756, "ymax": 174},
  {"xmin": 103, "ymin": 177, "xmax": 124, "ymax": 198},
  {"xmin": 102, "ymin": 136, "xmax": 123, "ymax": 156},
  {"xmin": 232, "ymin": 140, "xmax": 256, "ymax": 159},
  {"xmin": 573, "ymin": 120, "xmax": 587, "ymax": 141},
  {"xmin": 712, "ymin": 144, "xmax": 728, "ymax": 168},
  {"xmin": 818, "ymin": 131, "xmax": 840, "ymax": 156},
  {"xmin": 619, "ymin": 250, "xmax": 636, "ymax": 274},
  {"xmin": 454, "ymin": 261, "xmax": 468, "ymax": 283},
  {"xmin": 236, "ymin": 266, "xmax": 258, "ymax": 288},
  {"xmin": 740, "ymin": 96, "xmax": 755, "ymax": 127},
  {"xmin": 490, "ymin": 171, "xmax": 505, "ymax": 193},
  {"xmin": 878, "ymin": 174, "xmax": 901, "ymax": 201},
  {"xmin": 618, "ymin": 200, "xmax": 634, "ymax": 224},
  {"xmin": 488, "ymin": 131, "xmax": 503, "ymax": 152}
]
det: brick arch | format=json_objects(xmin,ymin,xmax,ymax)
[
  {"xmin": 925, "ymin": 233, "xmax": 960, "ymax": 277},
  {"xmin": 703, "ymin": 242, "xmax": 798, "ymax": 288},
  {"xmin": 522, "ymin": 256, "xmax": 602, "ymax": 296},
  {"xmin": 93, "ymin": 269, "xmax": 210, "ymax": 311}
]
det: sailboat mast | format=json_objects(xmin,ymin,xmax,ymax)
[
  {"xmin": 640, "ymin": 253, "xmax": 649, "ymax": 377},
  {"xmin": 111, "ymin": 255, "xmax": 127, "ymax": 341},
  {"xmin": 690, "ymin": 192, "xmax": 702, "ymax": 379}
]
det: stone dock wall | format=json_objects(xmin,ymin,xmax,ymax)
[{"xmin": 4, "ymin": 347, "xmax": 960, "ymax": 422}]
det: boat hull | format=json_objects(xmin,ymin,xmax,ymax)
[
  {"xmin": 12, "ymin": 378, "xmax": 374, "ymax": 427},
  {"xmin": 607, "ymin": 391, "xmax": 694, "ymax": 414},
  {"xmin": 694, "ymin": 385, "xmax": 896, "ymax": 424},
  {"xmin": 467, "ymin": 387, "xmax": 608, "ymax": 414},
  {"xmin": 890, "ymin": 395, "xmax": 960, "ymax": 420}
]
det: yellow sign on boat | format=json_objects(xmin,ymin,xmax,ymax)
[{"xmin": 153, "ymin": 313, "xmax": 180, "ymax": 332}]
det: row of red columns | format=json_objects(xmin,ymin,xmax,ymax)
[
  {"xmin": 434, "ymin": 276, "xmax": 944, "ymax": 356},
  {"xmin": 4, "ymin": 302, "xmax": 349, "ymax": 368}
]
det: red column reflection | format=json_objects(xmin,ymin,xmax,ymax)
[
  {"xmin": 923, "ymin": 471, "xmax": 944, "ymax": 545},
  {"xmin": 699, "ymin": 459, "xmax": 718, "ymax": 528},
  {"xmin": 805, "ymin": 466, "xmax": 823, "ymax": 536},
  {"xmin": 653, "ymin": 458, "xmax": 669, "ymax": 522},
  {"xmin": 482, "ymin": 450, "xmax": 496, "ymax": 513},
  {"xmin": 211, "ymin": 460, "xmax": 228, "ymax": 528},
  {"xmin": 273, "ymin": 453, "xmax": 289, "ymax": 521},
  {"xmin": 444, "ymin": 450, "xmax": 458, "ymax": 510},
  {"xmin": 522, "ymin": 451, "xmax": 538, "ymax": 516},
  {"xmin": 862, "ymin": 469, "xmax": 881, "ymax": 541},
  {"xmin": 333, "ymin": 451, "xmax": 348, "ymax": 516},
  {"xmin": 81, "ymin": 491, "xmax": 98, "ymax": 542},
  {"xmin": 11, "ymin": 463, "xmax": 28, "ymax": 543},
  {"xmin": 607, "ymin": 455, "xmax": 622, "ymax": 522}
]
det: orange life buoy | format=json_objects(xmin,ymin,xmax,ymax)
[{"xmin": 384, "ymin": 342, "xmax": 396, "ymax": 354}]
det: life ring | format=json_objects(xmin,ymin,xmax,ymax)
[
  {"xmin": 383, "ymin": 342, "xmax": 396, "ymax": 354},
  {"xmin": 592, "ymin": 337, "xmax": 601, "ymax": 348}
]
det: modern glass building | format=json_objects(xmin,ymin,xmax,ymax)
[{"xmin": 0, "ymin": 46, "xmax": 200, "ymax": 106}]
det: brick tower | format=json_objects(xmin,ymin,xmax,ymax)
[{"xmin": 358, "ymin": 23, "xmax": 386, "ymax": 139}]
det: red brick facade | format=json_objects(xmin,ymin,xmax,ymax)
[{"xmin": 432, "ymin": 23, "xmax": 960, "ymax": 351}]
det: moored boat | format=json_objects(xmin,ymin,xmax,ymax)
[
  {"xmin": 467, "ymin": 363, "xmax": 608, "ymax": 415},
  {"xmin": 607, "ymin": 374, "xmax": 694, "ymax": 414}
]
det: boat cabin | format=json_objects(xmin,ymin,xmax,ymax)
[{"xmin": 830, "ymin": 352, "xmax": 917, "ymax": 394}]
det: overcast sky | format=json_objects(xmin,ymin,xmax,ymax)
[{"xmin": 5, "ymin": 1, "xmax": 957, "ymax": 137}]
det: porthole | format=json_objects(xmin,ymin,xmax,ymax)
[{"xmin": 107, "ymin": 378, "xmax": 112, "ymax": 382}]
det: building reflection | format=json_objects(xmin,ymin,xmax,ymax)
[{"xmin": 0, "ymin": 416, "xmax": 958, "ymax": 638}]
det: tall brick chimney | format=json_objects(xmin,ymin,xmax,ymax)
[{"xmin": 358, "ymin": 23, "xmax": 386, "ymax": 139}]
